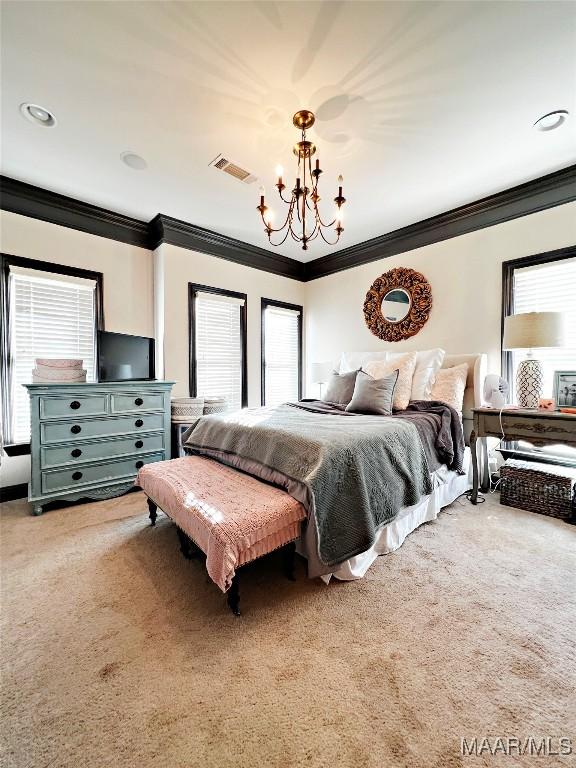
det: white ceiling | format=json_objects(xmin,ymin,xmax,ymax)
[{"xmin": 1, "ymin": 1, "xmax": 575, "ymax": 262}]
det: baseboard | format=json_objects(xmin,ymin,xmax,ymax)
[
  {"xmin": 0, "ymin": 483, "xmax": 28, "ymax": 503},
  {"xmin": 0, "ymin": 482, "xmax": 143, "ymax": 508}
]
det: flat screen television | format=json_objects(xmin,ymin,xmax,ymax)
[{"xmin": 97, "ymin": 331, "xmax": 155, "ymax": 382}]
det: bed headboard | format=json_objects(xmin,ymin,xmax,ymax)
[
  {"xmin": 335, "ymin": 349, "xmax": 487, "ymax": 444},
  {"xmin": 442, "ymin": 353, "xmax": 487, "ymax": 443}
]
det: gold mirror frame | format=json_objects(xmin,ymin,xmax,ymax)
[{"xmin": 363, "ymin": 267, "xmax": 432, "ymax": 342}]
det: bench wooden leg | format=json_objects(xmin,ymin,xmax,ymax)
[
  {"xmin": 147, "ymin": 498, "xmax": 158, "ymax": 526},
  {"xmin": 227, "ymin": 574, "xmax": 241, "ymax": 616},
  {"xmin": 175, "ymin": 527, "xmax": 204, "ymax": 560},
  {"xmin": 283, "ymin": 541, "xmax": 297, "ymax": 581},
  {"xmin": 176, "ymin": 527, "xmax": 193, "ymax": 559}
]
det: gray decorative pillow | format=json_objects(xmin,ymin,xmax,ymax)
[
  {"xmin": 345, "ymin": 369, "xmax": 399, "ymax": 415},
  {"xmin": 323, "ymin": 369, "xmax": 360, "ymax": 406}
]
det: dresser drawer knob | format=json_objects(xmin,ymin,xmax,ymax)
[
  {"xmin": 135, "ymin": 397, "xmax": 144, "ymax": 406},
  {"xmin": 71, "ymin": 448, "xmax": 82, "ymax": 458},
  {"xmin": 135, "ymin": 440, "xmax": 144, "ymax": 449},
  {"xmin": 71, "ymin": 425, "xmax": 82, "ymax": 434},
  {"xmin": 135, "ymin": 460, "xmax": 144, "ymax": 469},
  {"xmin": 70, "ymin": 400, "xmax": 81, "ymax": 410},
  {"xmin": 135, "ymin": 419, "xmax": 144, "ymax": 428},
  {"xmin": 72, "ymin": 471, "xmax": 83, "ymax": 481}
]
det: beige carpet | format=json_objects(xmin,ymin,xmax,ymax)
[{"xmin": 1, "ymin": 491, "xmax": 574, "ymax": 768}]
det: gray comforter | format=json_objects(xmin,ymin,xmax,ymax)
[{"xmin": 183, "ymin": 402, "xmax": 463, "ymax": 568}]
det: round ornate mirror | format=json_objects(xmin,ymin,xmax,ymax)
[
  {"xmin": 364, "ymin": 267, "xmax": 432, "ymax": 342},
  {"xmin": 381, "ymin": 288, "xmax": 411, "ymax": 323}
]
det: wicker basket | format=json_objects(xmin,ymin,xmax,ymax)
[
  {"xmin": 500, "ymin": 459, "xmax": 576, "ymax": 520},
  {"xmin": 171, "ymin": 397, "xmax": 205, "ymax": 423},
  {"xmin": 203, "ymin": 397, "xmax": 228, "ymax": 415}
]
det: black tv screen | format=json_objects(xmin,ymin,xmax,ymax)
[{"xmin": 97, "ymin": 331, "xmax": 155, "ymax": 381}]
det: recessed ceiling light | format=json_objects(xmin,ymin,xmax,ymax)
[
  {"xmin": 20, "ymin": 102, "xmax": 57, "ymax": 127},
  {"xmin": 121, "ymin": 151, "xmax": 147, "ymax": 170},
  {"xmin": 533, "ymin": 110, "xmax": 569, "ymax": 132}
]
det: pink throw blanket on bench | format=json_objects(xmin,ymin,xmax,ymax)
[{"xmin": 136, "ymin": 457, "xmax": 306, "ymax": 591}]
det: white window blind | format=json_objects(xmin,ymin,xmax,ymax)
[
  {"xmin": 511, "ymin": 257, "xmax": 576, "ymax": 398},
  {"xmin": 511, "ymin": 256, "xmax": 576, "ymax": 461},
  {"xmin": 263, "ymin": 303, "xmax": 301, "ymax": 406},
  {"xmin": 9, "ymin": 267, "xmax": 97, "ymax": 443},
  {"xmin": 194, "ymin": 291, "xmax": 244, "ymax": 411}
]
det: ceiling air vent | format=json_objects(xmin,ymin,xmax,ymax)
[{"xmin": 209, "ymin": 154, "xmax": 257, "ymax": 184}]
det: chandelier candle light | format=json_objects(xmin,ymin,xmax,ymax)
[{"xmin": 257, "ymin": 110, "xmax": 346, "ymax": 250}]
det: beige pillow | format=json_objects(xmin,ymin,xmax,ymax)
[
  {"xmin": 363, "ymin": 352, "xmax": 417, "ymax": 410},
  {"xmin": 430, "ymin": 363, "xmax": 468, "ymax": 412}
]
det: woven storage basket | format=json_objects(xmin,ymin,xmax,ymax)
[
  {"xmin": 500, "ymin": 459, "xmax": 576, "ymax": 521},
  {"xmin": 171, "ymin": 397, "xmax": 205, "ymax": 423},
  {"xmin": 203, "ymin": 397, "xmax": 228, "ymax": 415}
]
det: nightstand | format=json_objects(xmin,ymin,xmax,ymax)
[{"xmin": 470, "ymin": 408, "xmax": 576, "ymax": 504}]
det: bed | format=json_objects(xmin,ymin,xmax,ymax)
[
  {"xmin": 306, "ymin": 353, "xmax": 486, "ymax": 581},
  {"xmin": 182, "ymin": 352, "xmax": 487, "ymax": 583}
]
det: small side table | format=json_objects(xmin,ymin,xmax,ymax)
[{"xmin": 470, "ymin": 408, "xmax": 576, "ymax": 504}]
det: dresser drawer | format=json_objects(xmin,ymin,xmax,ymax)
[
  {"xmin": 40, "ymin": 433, "xmax": 165, "ymax": 469},
  {"xmin": 41, "ymin": 413, "xmax": 165, "ymax": 444},
  {"xmin": 39, "ymin": 394, "xmax": 108, "ymax": 420},
  {"xmin": 111, "ymin": 393, "xmax": 165, "ymax": 414},
  {"xmin": 479, "ymin": 412, "xmax": 576, "ymax": 445},
  {"xmin": 500, "ymin": 420, "xmax": 576, "ymax": 445},
  {"xmin": 41, "ymin": 453, "xmax": 164, "ymax": 494}
]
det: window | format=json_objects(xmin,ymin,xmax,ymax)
[
  {"xmin": 0, "ymin": 255, "xmax": 103, "ymax": 446},
  {"xmin": 510, "ymin": 257, "xmax": 576, "ymax": 399},
  {"xmin": 502, "ymin": 247, "xmax": 576, "ymax": 462},
  {"xmin": 189, "ymin": 284, "xmax": 247, "ymax": 411},
  {"xmin": 503, "ymin": 251, "xmax": 576, "ymax": 398},
  {"xmin": 261, "ymin": 299, "xmax": 302, "ymax": 406}
]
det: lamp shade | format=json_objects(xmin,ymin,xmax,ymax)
[
  {"xmin": 503, "ymin": 311, "xmax": 565, "ymax": 350},
  {"xmin": 311, "ymin": 361, "xmax": 333, "ymax": 384}
]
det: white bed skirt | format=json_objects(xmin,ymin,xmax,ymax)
[{"xmin": 319, "ymin": 448, "xmax": 472, "ymax": 583}]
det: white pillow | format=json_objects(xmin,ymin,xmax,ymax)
[
  {"xmin": 388, "ymin": 348, "xmax": 445, "ymax": 400},
  {"xmin": 339, "ymin": 350, "xmax": 388, "ymax": 373}
]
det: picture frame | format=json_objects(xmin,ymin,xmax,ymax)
[{"xmin": 552, "ymin": 370, "xmax": 576, "ymax": 408}]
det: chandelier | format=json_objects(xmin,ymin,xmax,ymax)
[{"xmin": 257, "ymin": 109, "xmax": 346, "ymax": 251}]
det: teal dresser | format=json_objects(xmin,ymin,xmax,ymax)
[{"xmin": 25, "ymin": 380, "xmax": 174, "ymax": 515}]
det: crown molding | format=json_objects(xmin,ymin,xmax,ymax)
[
  {"xmin": 0, "ymin": 175, "xmax": 150, "ymax": 249},
  {"xmin": 303, "ymin": 164, "xmax": 576, "ymax": 281},
  {"xmin": 2, "ymin": 166, "xmax": 575, "ymax": 284},
  {"xmin": 149, "ymin": 214, "xmax": 304, "ymax": 280},
  {"xmin": 0, "ymin": 176, "xmax": 304, "ymax": 280}
]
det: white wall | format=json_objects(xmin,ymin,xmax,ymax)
[
  {"xmin": 0, "ymin": 211, "xmax": 154, "ymax": 336},
  {"xmin": 158, "ymin": 243, "xmax": 305, "ymax": 403},
  {"xmin": 0, "ymin": 210, "xmax": 154, "ymax": 488},
  {"xmin": 304, "ymin": 202, "xmax": 576, "ymax": 394}
]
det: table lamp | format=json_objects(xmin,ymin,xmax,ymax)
[
  {"xmin": 311, "ymin": 361, "xmax": 333, "ymax": 399},
  {"xmin": 503, "ymin": 311, "xmax": 565, "ymax": 408}
]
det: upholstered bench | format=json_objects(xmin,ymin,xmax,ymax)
[{"xmin": 136, "ymin": 456, "xmax": 306, "ymax": 614}]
